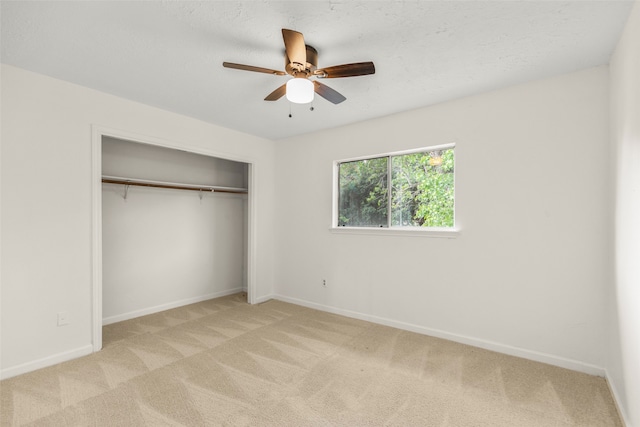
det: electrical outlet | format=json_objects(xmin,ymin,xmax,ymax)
[
  {"xmin": 57, "ymin": 311, "xmax": 70, "ymax": 326},
  {"xmin": 322, "ymin": 279, "xmax": 327, "ymax": 287}
]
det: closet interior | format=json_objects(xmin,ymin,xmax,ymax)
[{"xmin": 101, "ymin": 137, "xmax": 249, "ymax": 325}]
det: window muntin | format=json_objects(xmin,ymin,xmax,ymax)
[{"xmin": 337, "ymin": 147, "xmax": 454, "ymax": 228}]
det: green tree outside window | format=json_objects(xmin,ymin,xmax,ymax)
[{"xmin": 338, "ymin": 148, "xmax": 454, "ymax": 228}]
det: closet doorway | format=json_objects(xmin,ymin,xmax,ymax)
[{"xmin": 91, "ymin": 127, "xmax": 256, "ymax": 351}]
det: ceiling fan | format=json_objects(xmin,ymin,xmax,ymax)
[{"xmin": 223, "ymin": 29, "xmax": 375, "ymax": 105}]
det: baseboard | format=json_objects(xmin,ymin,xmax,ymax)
[
  {"xmin": 1, "ymin": 344, "xmax": 93, "ymax": 380},
  {"xmin": 605, "ymin": 370, "xmax": 631, "ymax": 427},
  {"xmin": 102, "ymin": 287, "xmax": 243, "ymax": 325},
  {"xmin": 273, "ymin": 294, "xmax": 605, "ymax": 377},
  {"xmin": 252, "ymin": 293, "xmax": 273, "ymax": 304}
]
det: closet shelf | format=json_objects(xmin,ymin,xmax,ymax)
[{"xmin": 102, "ymin": 175, "xmax": 248, "ymax": 194}]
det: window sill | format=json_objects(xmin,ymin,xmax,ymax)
[{"xmin": 329, "ymin": 226, "xmax": 460, "ymax": 238}]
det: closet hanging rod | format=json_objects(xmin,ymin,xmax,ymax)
[{"xmin": 101, "ymin": 175, "xmax": 248, "ymax": 194}]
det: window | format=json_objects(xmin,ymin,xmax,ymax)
[{"xmin": 336, "ymin": 145, "xmax": 455, "ymax": 229}]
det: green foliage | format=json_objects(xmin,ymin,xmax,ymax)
[
  {"xmin": 391, "ymin": 149, "xmax": 454, "ymax": 227},
  {"xmin": 338, "ymin": 157, "xmax": 388, "ymax": 226},
  {"xmin": 338, "ymin": 149, "xmax": 454, "ymax": 227}
]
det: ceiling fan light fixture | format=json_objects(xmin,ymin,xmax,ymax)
[{"xmin": 286, "ymin": 78, "xmax": 314, "ymax": 104}]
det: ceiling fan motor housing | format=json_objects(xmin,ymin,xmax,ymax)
[{"xmin": 285, "ymin": 45, "xmax": 318, "ymax": 77}]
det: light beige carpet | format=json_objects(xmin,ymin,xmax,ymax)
[{"xmin": 1, "ymin": 293, "xmax": 622, "ymax": 426}]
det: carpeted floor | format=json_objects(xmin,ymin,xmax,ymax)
[{"xmin": 0, "ymin": 293, "xmax": 623, "ymax": 426}]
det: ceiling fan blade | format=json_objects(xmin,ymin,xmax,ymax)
[
  {"xmin": 264, "ymin": 83, "xmax": 287, "ymax": 101},
  {"xmin": 315, "ymin": 62, "xmax": 375, "ymax": 78},
  {"xmin": 282, "ymin": 29, "xmax": 306, "ymax": 68},
  {"xmin": 223, "ymin": 62, "xmax": 286, "ymax": 76},
  {"xmin": 313, "ymin": 81, "xmax": 346, "ymax": 104}
]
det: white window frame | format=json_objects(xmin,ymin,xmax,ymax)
[{"xmin": 331, "ymin": 143, "xmax": 459, "ymax": 238}]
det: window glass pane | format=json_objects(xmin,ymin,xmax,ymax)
[
  {"xmin": 391, "ymin": 148, "xmax": 454, "ymax": 227},
  {"xmin": 338, "ymin": 157, "xmax": 388, "ymax": 227}
]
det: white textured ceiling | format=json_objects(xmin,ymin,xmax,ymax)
[{"xmin": 1, "ymin": 1, "xmax": 634, "ymax": 140}]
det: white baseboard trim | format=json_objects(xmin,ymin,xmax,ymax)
[
  {"xmin": 605, "ymin": 370, "xmax": 631, "ymax": 427},
  {"xmin": 252, "ymin": 293, "xmax": 273, "ymax": 304},
  {"xmin": 1, "ymin": 344, "xmax": 93, "ymax": 380},
  {"xmin": 273, "ymin": 294, "xmax": 605, "ymax": 377},
  {"xmin": 102, "ymin": 287, "xmax": 243, "ymax": 325}
]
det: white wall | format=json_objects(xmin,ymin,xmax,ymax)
[
  {"xmin": 102, "ymin": 138, "xmax": 247, "ymax": 324},
  {"xmin": 275, "ymin": 66, "xmax": 610, "ymax": 374},
  {"xmin": 0, "ymin": 64, "xmax": 276, "ymax": 378},
  {"xmin": 102, "ymin": 137, "xmax": 248, "ymax": 189},
  {"xmin": 608, "ymin": 2, "xmax": 640, "ymax": 426}
]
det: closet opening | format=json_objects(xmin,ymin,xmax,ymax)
[{"xmin": 91, "ymin": 128, "xmax": 256, "ymax": 352}]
